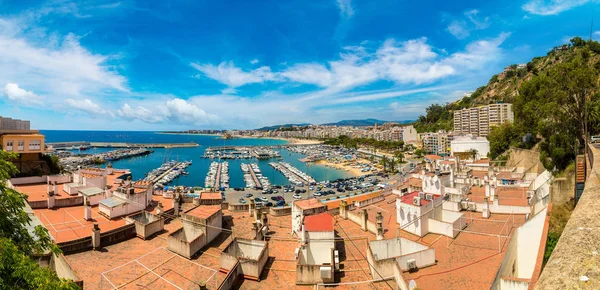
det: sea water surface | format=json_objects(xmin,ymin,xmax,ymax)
[{"xmin": 41, "ymin": 131, "xmax": 352, "ymax": 187}]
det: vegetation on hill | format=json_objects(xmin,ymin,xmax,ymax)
[
  {"xmin": 414, "ymin": 37, "xmax": 600, "ymax": 171},
  {"xmin": 323, "ymin": 135, "xmax": 404, "ymax": 151},
  {"xmin": 0, "ymin": 151, "xmax": 78, "ymax": 289}
]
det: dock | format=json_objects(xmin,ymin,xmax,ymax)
[
  {"xmin": 215, "ymin": 163, "xmax": 222, "ymax": 189},
  {"xmin": 248, "ymin": 166, "xmax": 262, "ymax": 188},
  {"xmin": 151, "ymin": 162, "xmax": 183, "ymax": 184},
  {"xmin": 48, "ymin": 141, "xmax": 199, "ymax": 149}
]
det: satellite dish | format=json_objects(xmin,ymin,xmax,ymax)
[{"xmin": 409, "ymin": 280, "xmax": 417, "ymax": 290}]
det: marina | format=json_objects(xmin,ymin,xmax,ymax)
[
  {"xmin": 241, "ymin": 163, "xmax": 270, "ymax": 189},
  {"xmin": 58, "ymin": 148, "xmax": 153, "ymax": 171},
  {"xmin": 203, "ymin": 146, "xmax": 281, "ymax": 159},
  {"xmin": 144, "ymin": 160, "xmax": 192, "ymax": 186},
  {"xmin": 269, "ymin": 161, "xmax": 317, "ymax": 186},
  {"xmin": 204, "ymin": 161, "xmax": 230, "ymax": 189},
  {"xmin": 48, "ymin": 141, "xmax": 200, "ymax": 150}
]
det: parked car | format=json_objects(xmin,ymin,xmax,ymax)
[
  {"xmin": 276, "ymin": 200, "xmax": 286, "ymax": 207},
  {"xmin": 271, "ymin": 196, "xmax": 279, "ymax": 201},
  {"xmin": 238, "ymin": 198, "xmax": 246, "ymax": 204},
  {"xmin": 264, "ymin": 202, "xmax": 274, "ymax": 207},
  {"xmin": 261, "ymin": 196, "xmax": 268, "ymax": 202},
  {"xmin": 293, "ymin": 194, "xmax": 302, "ymax": 199},
  {"xmin": 254, "ymin": 197, "xmax": 262, "ymax": 203},
  {"xmin": 313, "ymin": 192, "xmax": 322, "ymax": 197},
  {"xmin": 244, "ymin": 193, "xmax": 253, "ymax": 198}
]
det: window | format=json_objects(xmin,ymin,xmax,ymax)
[
  {"xmin": 5, "ymin": 141, "xmax": 13, "ymax": 151},
  {"xmin": 29, "ymin": 140, "xmax": 41, "ymax": 151},
  {"xmin": 17, "ymin": 140, "xmax": 24, "ymax": 151}
]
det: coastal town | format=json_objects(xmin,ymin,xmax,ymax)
[
  {"xmin": 1, "ymin": 2, "xmax": 598, "ymax": 289},
  {"xmin": 0, "ymin": 105, "xmax": 561, "ymax": 290}
]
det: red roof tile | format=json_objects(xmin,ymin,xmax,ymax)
[
  {"xmin": 185, "ymin": 205, "xmax": 221, "ymax": 219},
  {"xmin": 424, "ymin": 154, "xmax": 442, "ymax": 160},
  {"xmin": 399, "ymin": 191, "xmax": 439, "ymax": 206},
  {"xmin": 294, "ymin": 198, "xmax": 326, "ymax": 210},
  {"xmin": 303, "ymin": 212, "xmax": 334, "ymax": 232},
  {"xmin": 201, "ymin": 192, "xmax": 222, "ymax": 200}
]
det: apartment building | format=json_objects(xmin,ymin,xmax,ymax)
[
  {"xmin": 453, "ymin": 103, "xmax": 514, "ymax": 136},
  {"xmin": 422, "ymin": 130, "xmax": 449, "ymax": 156},
  {"xmin": 0, "ymin": 116, "xmax": 45, "ymax": 154}
]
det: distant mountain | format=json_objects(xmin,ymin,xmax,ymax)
[
  {"xmin": 256, "ymin": 123, "xmax": 310, "ymax": 131},
  {"xmin": 321, "ymin": 119, "xmax": 414, "ymax": 127}
]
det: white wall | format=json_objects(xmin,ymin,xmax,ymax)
[
  {"xmin": 302, "ymin": 231, "xmax": 335, "ymax": 265},
  {"xmin": 451, "ymin": 139, "xmax": 490, "ymax": 157}
]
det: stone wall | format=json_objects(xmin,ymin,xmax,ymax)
[{"xmin": 535, "ymin": 144, "xmax": 600, "ymax": 289}]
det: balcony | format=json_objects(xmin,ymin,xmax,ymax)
[{"xmin": 5, "ymin": 146, "xmax": 12, "ymax": 151}]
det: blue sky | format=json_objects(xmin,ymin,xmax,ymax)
[{"xmin": 0, "ymin": 0, "xmax": 597, "ymax": 130}]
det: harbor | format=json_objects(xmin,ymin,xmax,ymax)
[
  {"xmin": 47, "ymin": 141, "xmax": 200, "ymax": 150},
  {"xmin": 269, "ymin": 161, "xmax": 317, "ymax": 186},
  {"xmin": 204, "ymin": 161, "xmax": 230, "ymax": 189},
  {"xmin": 58, "ymin": 148, "xmax": 153, "ymax": 171},
  {"xmin": 203, "ymin": 146, "xmax": 281, "ymax": 159},
  {"xmin": 144, "ymin": 161, "xmax": 192, "ymax": 186},
  {"xmin": 241, "ymin": 163, "xmax": 270, "ymax": 189}
]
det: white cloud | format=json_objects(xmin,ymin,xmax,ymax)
[
  {"xmin": 336, "ymin": 0, "xmax": 355, "ymax": 18},
  {"xmin": 65, "ymin": 98, "xmax": 112, "ymax": 116},
  {"xmin": 447, "ymin": 20, "xmax": 470, "ymax": 39},
  {"xmin": 117, "ymin": 98, "xmax": 219, "ymax": 125},
  {"xmin": 0, "ymin": 18, "xmax": 127, "ymax": 102},
  {"xmin": 464, "ymin": 10, "xmax": 489, "ymax": 29},
  {"xmin": 117, "ymin": 103, "xmax": 164, "ymax": 123},
  {"xmin": 193, "ymin": 34, "xmax": 507, "ymax": 99},
  {"xmin": 2, "ymin": 83, "xmax": 43, "ymax": 105},
  {"xmin": 190, "ymin": 61, "xmax": 277, "ymax": 87},
  {"xmin": 221, "ymin": 87, "xmax": 238, "ymax": 95},
  {"xmin": 281, "ymin": 63, "xmax": 334, "ymax": 87},
  {"xmin": 250, "ymin": 58, "xmax": 259, "ymax": 64},
  {"xmin": 446, "ymin": 9, "xmax": 491, "ymax": 39},
  {"xmin": 165, "ymin": 98, "xmax": 219, "ymax": 124},
  {"xmin": 522, "ymin": 0, "xmax": 591, "ymax": 15}
]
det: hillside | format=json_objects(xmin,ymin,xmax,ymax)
[{"xmin": 414, "ymin": 37, "xmax": 600, "ymax": 171}]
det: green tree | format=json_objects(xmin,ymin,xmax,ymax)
[
  {"xmin": 570, "ymin": 36, "xmax": 586, "ymax": 47},
  {"xmin": 0, "ymin": 151, "xmax": 78, "ymax": 289},
  {"xmin": 380, "ymin": 156, "xmax": 389, "ymax": 173}
]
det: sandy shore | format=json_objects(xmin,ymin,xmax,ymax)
[{"xmin": 315, "ymin": 159, "xmax": 374, "ymax": 177}]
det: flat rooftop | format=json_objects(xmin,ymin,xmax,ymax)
[{"xmin": 16, "ymin": 183, "xmax": 73, "ymax": 202}]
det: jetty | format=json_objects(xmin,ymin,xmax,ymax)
[
  {"xmin": 151, "ymin": 162, "xmax": 183, "ymax": 184},
  {"xmin": 48, "ymin": 141, "xmax": 199, "ymax": 150}
]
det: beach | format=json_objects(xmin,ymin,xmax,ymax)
[{"xmin": 314, "ymin": 158, "xmax": 374, "ymax": 177}]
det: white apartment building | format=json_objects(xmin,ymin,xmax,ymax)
[
  {"xmin": 453, "ymin": 103, "xmax": 514, "ymax": 136},
  {"xmin": 422, "ymin": 130, "xmax": 449, "ymax": 156}
]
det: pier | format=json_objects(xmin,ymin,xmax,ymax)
[
  {"xmin": 48, "ymin": 141, "xmax": 199, "ymax": 150},
  {"xmin": 215, "ymin": 162, "xmax": 222, "ymax": 189},
  {"xmin": 248, "ymin": 165, "xmax": 261, "ymax": 188},
  {"xmin": 151, "ymin": 162, "xmax": 183, "ymax": 184}
]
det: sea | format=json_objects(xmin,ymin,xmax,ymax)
[{"xmin": 41, "ymin": 130, "xmax": 352, "ymax": 187}]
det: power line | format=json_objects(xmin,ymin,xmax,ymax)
[{"xmin": 334, "ymin": 216, "xmax": 395, "ymax": 290}]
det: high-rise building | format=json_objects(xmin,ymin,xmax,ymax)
[
  {"xmin": 453, "ymin": 103, "xmax": 514, "ymax": 136},
  {"xmin": 421, "ymin": 130, "xmax": 449, "ymax": 156}
]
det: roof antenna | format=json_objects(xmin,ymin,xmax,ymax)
[{"xmin": 590, "ymin": 16, "xmax": 594, "ymax": 41}]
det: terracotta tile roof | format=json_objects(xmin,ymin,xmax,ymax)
[
  {"xmin": 399, "ymin": 191, "xmax": 438, "ymax": 206},
  {"xmin": 472, "ymin": 170, "xmax": 488, "ymax": 179},
  {"xmin": 294, "ymin": 198, "xmax": 326, "ymax": 210},
  {"xmin": 440, "ymin": 160, "xmax": 455, "ymax": 165},
  {"xmin": 424, "ymin": 154, "xmax": 442, "ymax": 161},
  {"xmin": 408, "ymin": 177, "xmax": 422, "ymax": 187},
  {"xmin": 324, "ymin": 191, "xmax": 382, "ymax": 210},
  {"xmin": 201, "ymin": 192, "xmax": 222, "ymax": 200},
  {"xmin": 303, "ymin": 212, "xmax": 334, "ymax": 232},
  {"xmin": 185, "ymin": 205, "xmax": 221, "ymax": 220}
]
